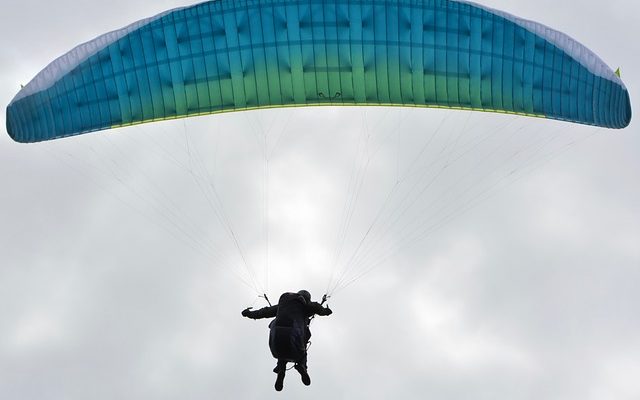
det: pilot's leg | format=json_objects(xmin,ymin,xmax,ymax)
[
  {"xmin": 294, "ymin": 352, "xmax": 310, "ymax": 386},
  {"xmin": 274, "ymin": 359, "xmax": 287, "ymax": 391}
]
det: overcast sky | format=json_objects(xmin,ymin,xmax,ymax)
[{"xmin": 1, "ymin": 0, "xmax": 639, "ymax": 399}]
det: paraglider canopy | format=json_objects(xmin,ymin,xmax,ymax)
[{"xmin": 6, "ymin": 0, "xmax": 631, "ymax": 143}]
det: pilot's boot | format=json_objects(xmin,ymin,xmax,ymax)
[
  {"xmin": 294, "ymin": 363, "xmax": 311, "ymax": 386},
  {"xmin": 274, "ymin": 369, "xmax": 285, "ymax": 391}
]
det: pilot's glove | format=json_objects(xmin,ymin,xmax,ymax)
[{"xmin": 241, "ymin": 307, "xmax": 253, "ymax": 318}]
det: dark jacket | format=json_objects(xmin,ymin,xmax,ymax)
[
  {"xmin": 246, "ymin": 300, "xmax": 332, "ymax": 322},
  {"xmin": 245, "ymin": 292, "xmax": 332, "ymax": 362},
  {"xmin": 245, "ymin": 293, "xmax": 332, "ymax": 335}
]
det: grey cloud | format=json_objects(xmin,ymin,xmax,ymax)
[{"xmin": 1, "ymin": 1, "xmax": 639, "ymax": 399}]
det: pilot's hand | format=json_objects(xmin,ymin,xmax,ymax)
[{"xmin": 241, "ymin": 307, "xmax": 252, "ymax": 317}]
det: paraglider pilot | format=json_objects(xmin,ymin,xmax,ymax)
[{"xmin": 241, "ymin": 290, "xmax": 332, "ymax": 391}]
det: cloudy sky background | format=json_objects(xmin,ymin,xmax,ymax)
[{"xmin": 1, "ymin": 0, "xmax": 639, "ymax": 399}]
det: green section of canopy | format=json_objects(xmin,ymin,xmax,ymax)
[{"xmin": 6, "ymin": 0, "xmax": 632, "ymax": 142}]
